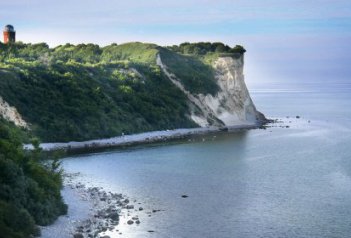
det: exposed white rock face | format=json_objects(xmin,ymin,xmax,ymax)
[
  {"xmin": 200, "ymin": 56, "xmax": 260, "ymax": 125},
  {"xmin": 0, "ymin": 96, "xmax": 28, "ymax": 128},
  {"xmin": 157, "ymin": 54, "xmax": 265, "ymax": 127},
  {"xmin": 157, "ymin": 55, "xmax": 223, "ymax": 127}
]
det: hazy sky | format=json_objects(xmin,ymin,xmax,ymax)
[{"xmin": 1, "ymin": 0, "xmax": 351, "ymax": 87}]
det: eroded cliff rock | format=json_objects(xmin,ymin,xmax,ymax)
[
  {"xmin": 157, "ymin": 54, "xmax": 265, "ymax": 127},
  {"xmin": 0, "ymin": 96, "xmax": 28, "ymax": 128}
]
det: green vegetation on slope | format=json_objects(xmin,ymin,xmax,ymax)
[
  {"xmin": 0, "ymin": 120, "xmax": 66, "ymax": 238},
  {"xmin": 160, "ymin": 42, "xmax": 246, "ymax": 94},
  {"xmin": 101, "ymin": 42, "xmax": 159, "ymax": 64},
  {"xmin": 158, "ymin": 47, "xmax": 219, "ymax": 95},
  {"xmin": 0, "ymin": 42, "xmax": 197, "ymax": 142},
  {"xmin": 0, "ymin": 41, "xmax": 245, "ymax": 142}
]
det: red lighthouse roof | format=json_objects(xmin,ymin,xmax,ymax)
[{"xmin": 3, "ymin": 24, "xmax": 16, "ymax": 43}]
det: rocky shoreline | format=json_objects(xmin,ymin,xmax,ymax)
[
  {"xmin": 39, "ymin": 117, "xmax": 301, "ymax": 238},
  {"xmin": 55, "ymin": 173, "xmax": 152, "ymax": 238}
]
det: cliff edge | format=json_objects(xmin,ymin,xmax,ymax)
[{"xmin": 157, "ymin": 53, "xmax": 265, "ymax": 128}]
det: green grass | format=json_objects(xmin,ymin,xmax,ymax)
[{"xmin": 101, "ymin": 42, "xmax": 159, "ymax": 64}]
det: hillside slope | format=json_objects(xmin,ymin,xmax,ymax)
[{"xmin": 0, "ymin": 42, "xmax": 265, "ymax": 142}]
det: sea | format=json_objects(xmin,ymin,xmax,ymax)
[{"xmin": 43, "ymin": 81, "xmax": 351, "ymax": 238}]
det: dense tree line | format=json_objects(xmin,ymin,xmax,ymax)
[
  {"xmin": 0, "ymin": 120, "xmax": 66, "ymax": 237},
  {"xmin": 166, "ymin": 42, "xmax": 246, "ymax": 55}
]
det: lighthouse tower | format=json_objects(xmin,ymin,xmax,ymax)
[{"xmin": 3, "ymin": 25, "xmax": 15, "ymax": 44}]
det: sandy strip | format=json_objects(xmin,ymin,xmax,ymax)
[{"xmin": 24, "ymin": 125, "xmax": 257, "ymax": 152}]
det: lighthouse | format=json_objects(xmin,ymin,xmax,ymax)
[{"xmin": 3, "ymin": 25, "xmax": 15, "ymax": 44}]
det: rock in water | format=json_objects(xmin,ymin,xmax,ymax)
[{"xmin": 127, "ymin": 220, "xmax": 134, "ymax": 225}]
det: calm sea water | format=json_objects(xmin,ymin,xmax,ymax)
[{"xmin": 60, "ymin": 81, "xmax": 351, "ymax": 238}]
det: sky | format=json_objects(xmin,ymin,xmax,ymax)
[{"xmin": 1, "ymin": 0, "xmax": 351, "ymax": 87}]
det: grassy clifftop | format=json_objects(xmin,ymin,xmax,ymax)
[
  {"xmin": 0, "ymin": 41, "xmax": 245, "ymax": 142},
  {"xmin": 102, "ymin": 42, "xmax": 159, "ymax": 63}
]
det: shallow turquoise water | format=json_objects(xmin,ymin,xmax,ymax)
[{"xmin": 62, "ymin": 82, "xmax": 351, "ymax": 238}]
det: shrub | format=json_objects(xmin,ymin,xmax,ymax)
[{"xmin": 0, "ymin": 122, "xmax": 66, "ymax": 236}]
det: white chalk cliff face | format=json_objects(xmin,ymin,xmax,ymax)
[
  {"xmin": 0, "ymin": 96, "xmax": 28, "ymax": 128},
  {"xmin": 157, "ymin": 54, "xmax": 265, "ymax": 127}
]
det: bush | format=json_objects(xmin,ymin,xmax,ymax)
[{"xmin": 0, "ymin": 122, "xmax": 67, "ymax": 236}]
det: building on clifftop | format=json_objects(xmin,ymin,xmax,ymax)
[{"xmin": 3, "ymin": 25, "xmax": 15, "ymax": 44}]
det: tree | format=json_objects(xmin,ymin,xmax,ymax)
[{"xmin": 231, "ymin": 45, "xmax": 246, "ymax": 54}]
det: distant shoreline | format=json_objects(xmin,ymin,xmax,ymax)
[{"xmin": 24, "ymin": 124, "xmax": 260, "ymax": 153}]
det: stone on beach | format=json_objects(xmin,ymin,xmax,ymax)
[
  {"xmin": 73, "ymin": 233, "xmax": 84, "ymax": 238},
  {"xmin": 109, "ymin": 213, "xmax": 119, "ymax": 221},
  {"xmin": 60, "ymin": 174, "xmax": 129, "ymax": 238},
  {"xmin": 126, "ymin": 205, "xmax": 134, "ymax": 209},
  {"xmin": 127, "ymin": 220, "xmax": 134, "ymax": 225}
]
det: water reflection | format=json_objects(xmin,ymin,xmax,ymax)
[{"xmin": 60, "ymin": 89, "xmax": 351, "ymax": 237}]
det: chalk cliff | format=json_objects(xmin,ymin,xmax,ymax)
[
  {"xmin": 157, "ymin": 54, "xmax": 265, "ymax": 127},
  {"xmin": 0, "ymin": 96, "xmax": 28, "ymax": 128}
]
